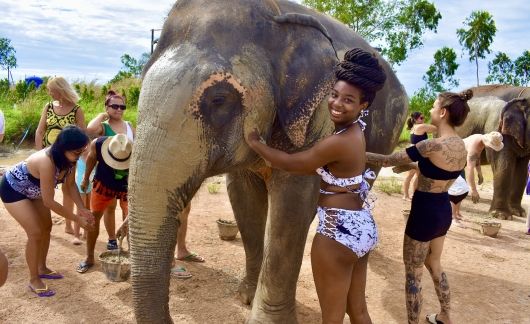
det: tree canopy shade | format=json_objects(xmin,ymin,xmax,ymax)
[
  {"xmin": 456, "ymin": 10, "xmax": 496, "ymax": 86},
  {"xmin": 301, "ymin": 0, "xmax": 441, "ymax": 66},
  {"xmin": 0, "ymin": 37, "xmax": 17, "ymax": 83}
]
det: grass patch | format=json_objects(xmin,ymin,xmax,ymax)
[
  {"xmin": 374, "ymin": 177, "xmax": 402, "ymax": 195},
  {"xmin": 207, "ymin": 182, "xmax": 222, "ymax": 194}
]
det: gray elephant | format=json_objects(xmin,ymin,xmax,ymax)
[
  {"xmin": 457, "ymin": 85, "xmax": 530, "ymax": 219},
  {"xmin": 128, "ymin": 0, "xmax": 407, "ymax": 323}
]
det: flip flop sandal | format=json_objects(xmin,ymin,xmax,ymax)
[
  {"xmin": 170, "ymin": 266, "xmax": 192, "ymax": 279},
  {"xmin": 39, "ymin": 270, "xmax": 64, "ymax": 280},
  {"xmin": 426, "ymin": 313, "xmax": 445, "ymax": 324},
  {"xmin": 176, "ymin": 252, "xmax": 205, "ymax": 263},
  {"xmin": 76, "ymin": 261, "xmax": 94, "ymax": 274},
  {"xmin": 29, "ymin": 284, "xmax": 56, "ymax": 297}
]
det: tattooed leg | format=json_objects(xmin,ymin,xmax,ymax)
[
  {"xmin": 403, "ymin": 235, "xmax": 430, "ymax": 324},
  {"xmin": 425, "ymin": 235, "xmax": 452, "ymax": 323}
]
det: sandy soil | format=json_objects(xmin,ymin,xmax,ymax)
[{"xmin": 0, "ymin": 152, "xmax": 529, "ymax": 323}]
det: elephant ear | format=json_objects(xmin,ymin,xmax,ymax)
[
  {"xmin": 271, "ymin": 13, "xmax": 339, "ymax": 147},
  {"xmin": 498, "ymin": 98, "xmax": 527, "ymax": 148}
]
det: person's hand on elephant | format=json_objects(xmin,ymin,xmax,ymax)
[
  {"xmin": 471, "ymin": 190, "xmax": 480, "ymax": 203},
  {"xmin": 246, "ymin": 129, "xmax": 265, "ymax": 147}
]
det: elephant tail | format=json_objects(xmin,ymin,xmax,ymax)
[{"xmin": 273, "ymin": 13, "xmax": 339, "ymax": 60}]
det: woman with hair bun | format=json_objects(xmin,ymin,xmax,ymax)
[
  {"xmin": 247, "ymin": 48, "xmax": 386, "ymax": 323},
  {"xmin": 402, "ymin": 112, "xmax": 437, "ymax": 201},
  {"xmin": 86, "ymin": 90, "xmax": 134, "ymax": 250},
  {"xmin": 367, "ymin": 89, "xmax": 472, "ymax": 324}
]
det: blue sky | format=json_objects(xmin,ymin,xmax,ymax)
[{"xmin": 0, "ymin": 0, "xmax": 528, "ymax": 96}]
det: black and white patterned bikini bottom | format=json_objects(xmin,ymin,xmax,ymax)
[{"xmin": 316, "ymin": 206, "xmax": 378, "ymax": 258}]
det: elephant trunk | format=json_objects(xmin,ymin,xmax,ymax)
[{"xmin": 128, "ymin": 127, "xmax": 205, "ymax": 323}]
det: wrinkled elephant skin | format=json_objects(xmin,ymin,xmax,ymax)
[
  {"xmin": 458, "ymin": 85, "xmax": 530, "ymax": 220},
  {"xmin": 128, "ymin": 0, "xmax": 407, "ymax": 323}
]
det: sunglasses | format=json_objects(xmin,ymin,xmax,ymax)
[
  {"xmin": 108, "ymin": 104, "xmax": 126, "ymax": 110},
  {"xmin": 417, "ymin": 116, "xmax": 424, "ymax": 120}
]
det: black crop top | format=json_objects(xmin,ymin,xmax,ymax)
[
  {"xmin": 406, "ymin": 146, "xmax": 461, "ymax": 180},
  {"xmin": 410, "ymin": 132, "xmax": 428, "ymax": 144}
]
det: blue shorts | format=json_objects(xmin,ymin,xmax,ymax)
[{"xmin": 76, "ymin": 159, "xmax": 94, "ymax": 193}]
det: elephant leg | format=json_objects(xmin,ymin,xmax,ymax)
[
  {"xmin": 508, "ymin": 157, "xmax": 529, "ymax": 218},
  {"xmin": 248, "ymin": 170, "xmax": 319, "ymax": 324},
  {"xmin": 488, "ymin": 149, "xmax": 514, "ymax": 220},
  {"xmin": 226, "ymin": 170, "xmax": 268, "ymax": 305}
]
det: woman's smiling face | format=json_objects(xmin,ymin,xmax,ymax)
[{"xmin": 327, "ymin": 80, "xmax": 368, "ymax": 127}]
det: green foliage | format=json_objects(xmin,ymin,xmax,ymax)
[
  {"xmin": 301, "ymin": 0, "xmax": 441, "ymax": 66},
  {"xmin": 110, "ymin": 52, "xmax": 151, "ymax": 83},
  {"xmin": 514, "ymin": 50, "xmax": 530, "ymax": 86},
  {"xmin": 485, "ymin": 50, "xmax": 530, "ymax": 86},
  {"xmin": 456, "ymin": 11, "xmax": 497, "ymax": 86},
  {"xmin": 409, "ymin": 87, "xmax": 435, "ymax": 119},
  {"xmin": 109, "ymin": 71, "xmax": 133, "ymax": 84},
  {"xmin": 0, "ymin": 37, "xmax": 17, "ymax": 80},
  {"xmin": 486, "ymin": 52, "xmax": 518, "ymax": 85},
  {"xmin": 423, "ymin": 47, "xmax": 459, "ymax": 93}
]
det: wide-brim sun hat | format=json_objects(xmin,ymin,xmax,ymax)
[
  {"xmin": 101, "ymin": 134, "xmax": 132, "ymax": 170},
  {"xmin": 482, "ymin": 131, "xmax": 504, "ymax": 152}
]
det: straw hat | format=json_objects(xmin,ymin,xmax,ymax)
[
  {"xmin": 482, "ymin": 131, "xmax": 504, "ymax": 152},
  {"xmin": 101, "ymin": 134, "xmax": 132, "ymax": 170}
]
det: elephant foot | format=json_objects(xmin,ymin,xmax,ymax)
[
  {"xmin": 509, "ymin": 205, "xmax": 526, "ymax": 218},
  {"xmin": 490, "ymin": 209, "xmax": 513, "ymax": 220},
  {"xmin": 238, "ymin": 279, "xmax": 257, "ymax": 305},
  {"xmin": 246, "ymin": 301, "xmax": 297, "ymax": 324}
]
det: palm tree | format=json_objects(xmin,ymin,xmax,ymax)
[{"xmin": 456, "ymin": 11, "xmax": 496, "ymax": 86}]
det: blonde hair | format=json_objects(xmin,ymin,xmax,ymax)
[{"xmin": 47, "ymin": 76, "xmax": 80, "ymax": 104}]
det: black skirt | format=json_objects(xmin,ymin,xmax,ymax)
[{"xmin": 405, "ymin": 190, "xmax": 452, "ymax": 242}]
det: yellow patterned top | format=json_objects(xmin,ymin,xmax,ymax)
[{"xmin": 43, "ymin": 102, "xmax": 80, "ymax": 147}]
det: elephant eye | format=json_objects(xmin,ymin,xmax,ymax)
[{"xmin": 212, "ymin": 96, "xmax": 226, "ymax": 106}]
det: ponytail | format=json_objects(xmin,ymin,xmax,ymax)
[{"xmin": 407, "ymin": 111, "xmax": 422, "ymax": 130}]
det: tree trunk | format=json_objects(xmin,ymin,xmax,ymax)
[{"xmin": 475, "ymin": 45, "xmax": 480, "ymax": 86}]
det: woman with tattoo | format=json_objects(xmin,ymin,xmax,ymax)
[
  {"xmin": 403, "ymin": 112, "xmax": 437, "ymax": 201},
  {"xmin": 246, "ymin": 48, "xmax": 386, "ymax": 323},
  {"xmin": 367, "ymin": 90, "xmax": 472, "ymax": 324}
]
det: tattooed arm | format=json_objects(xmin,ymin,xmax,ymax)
[{"xmin": 366, "ymin": 150, "xmax": 412, "ymax": 167}]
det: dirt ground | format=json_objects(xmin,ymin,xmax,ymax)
[{"xmin": 0, "ymin": 151, "xmax": 529, "ymax": 323}]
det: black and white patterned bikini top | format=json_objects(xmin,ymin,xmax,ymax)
[{"xmin": 315, "ymin": 110, "xmax": 375, "ymax": 207}]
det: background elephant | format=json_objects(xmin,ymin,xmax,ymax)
[
  {"xmin": 128, "ymin": 0, "xmax": 407, "ymax": 323},
  {"xmin": 457, "ymin": 85, "xmax": 530, "ymax": 219}
]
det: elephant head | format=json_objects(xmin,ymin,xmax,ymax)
[
  {"xmin": 498, "ymin": 98, "xmax": 530, "ymax": 151},
  {"xmin": 128, "ymin": 0, "xmax": 406, "ymax": 322}
]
